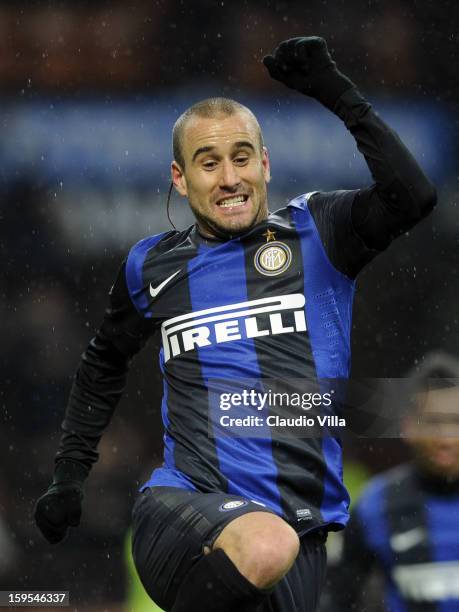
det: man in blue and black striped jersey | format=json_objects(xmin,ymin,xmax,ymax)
[
  {"xmin": 329, "ymin": 353, "xmax": 459, "ymax": 612},
  {"xmin": 35, "ymin": 37, "xmax": 437, "ymax": 612}
]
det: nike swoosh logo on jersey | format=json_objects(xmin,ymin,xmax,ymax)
[
  {"xmin": 390, "ymin": 527, "xmax": 425, "ymax": 552},
  {"xmin": 149, "ymin": 270, "xmax": 181, "ymax": 298},
  {"xmin": 393, "ymin": 561, "xmax": 459, "ymax": 600}
]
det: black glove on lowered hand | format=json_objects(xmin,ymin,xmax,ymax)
[
  {"xmin": 34, "ymin": 460, "xmax": 87, "ymax": 544},
  {"xmin": 263, "ymin": 36, "xmax": 356, "ymax": 110}
]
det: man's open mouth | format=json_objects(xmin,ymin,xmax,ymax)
[{"xmin": 216, "ymin": 195, "xmax": 249, "ymax": 208}]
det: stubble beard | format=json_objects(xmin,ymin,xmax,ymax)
[{"xmin": 190, "ymin": 188, "xmax": 269, "ymax": 240}]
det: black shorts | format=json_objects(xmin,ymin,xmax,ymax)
[{"xmin": 131, "ymin": 487, "xmax": 327, "ymax": 612}]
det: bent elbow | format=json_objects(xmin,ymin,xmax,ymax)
[
  {"xmin": 420, "ymin": 181, "xmax": 437, "ymax": 217},
  {"xmin": 406, "ymin": 180, "xmax": 437, "ymax": 226}
]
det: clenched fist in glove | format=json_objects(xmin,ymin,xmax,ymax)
[
  {"xmin": 263, "ymin": 36, "xmax": 356, "ymax": 110},
  {"xmin": 34, "ymin": 461, "xmax": 86, "ymax": 544}
]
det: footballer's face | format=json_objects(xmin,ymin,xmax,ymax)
[
  {"xmin": 405, "ymin": 387, "xmax": 459, "ymax": 479},
  {"xmin": 171, "ymin": 111, "xmax": 270, "ymax": 239}
]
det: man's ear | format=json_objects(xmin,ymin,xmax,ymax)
[
  {"xmin": 171, "ymin": 161, "xmax": 188, "ymax": 197},
  {"xmin": 262, "ymin": 147, "xmax": 271, "ymax": 183}
]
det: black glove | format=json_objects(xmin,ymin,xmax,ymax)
[
  {"xmin": 263, "ymin": 36, "xmax": 356, "ymax": 110},
  {"xmin": 34, "ymin": 460, "xmax": 87, "ymax": 544}
]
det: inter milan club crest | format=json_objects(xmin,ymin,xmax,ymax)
[{"xmin": 254, "ymin": 229, "xmax": 292, "ymax": 276}]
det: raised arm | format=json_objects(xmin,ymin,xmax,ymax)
[
  {"xmin": 264, "ymin": 37, "xmax": 437, "ymax": 275},
  {"xmin": 34, "ymin": 261, "xmax": 154, "ymax": 543}
]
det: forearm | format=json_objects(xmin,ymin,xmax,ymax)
[
  {"xmin": 53, "ymin": 260, "xmax": 154, "ymax": 482},
  {"xmin": 334, "ymin": 88, "xmax": 437, "ymax": 249},
  {"xmin": 54, "ymin": 334, "xmax": 130, "ymax": 481},
  {"xmin": 263, "ymin": 36, "xmax": 437, "ymax": 250},
  {"xmin": 35, "ymin": 258, "xmax": 154, "ymax": 543}
]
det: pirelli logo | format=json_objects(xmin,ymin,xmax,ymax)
[{"xmin": 161, "ymin": 294, "xmax": 307, "ymax": 362}]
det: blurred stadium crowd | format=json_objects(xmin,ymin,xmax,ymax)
[{"xmin": 1, "ymin": 0, "xmax": 458, "ymax": 610}]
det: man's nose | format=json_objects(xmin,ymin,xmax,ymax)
[{"xmin": 219, "ymin": 160, "xmax": 241, "ymax": 190}]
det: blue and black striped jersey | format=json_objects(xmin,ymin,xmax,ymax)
[
  {"xmin": 124, "ymin": 190, "xmax": 377, "ymax": 533},
  {"xmin": 331, "ymin": 464, "xmax": 459, "ymax": 611}
]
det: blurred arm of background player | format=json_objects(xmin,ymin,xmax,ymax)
[
  {"xmin": 326, "ymin": 503, "xmax": 378, "ymax": 611},
  {"xmin": 264, "ymin": 36, "xmax": 437, "ymax": 278}
]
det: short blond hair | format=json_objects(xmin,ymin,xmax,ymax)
[{"xmin": 172, "ymin": 97, "xmax": 264, "ymax": 168}]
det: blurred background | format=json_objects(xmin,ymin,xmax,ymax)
[{"xmin": 1, "ymin": 0, "xmax": 458, "ymax": 610}]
